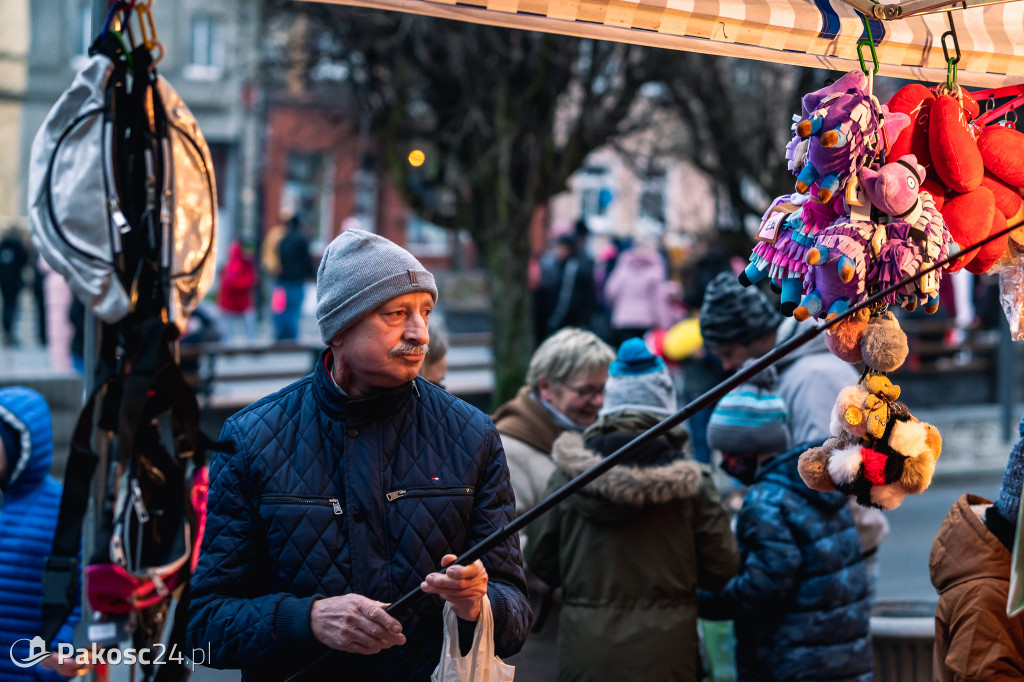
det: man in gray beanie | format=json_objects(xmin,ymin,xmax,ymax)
[{"xmin": 189, "ymin": 229, "xmax": 531, "ymax": 681}]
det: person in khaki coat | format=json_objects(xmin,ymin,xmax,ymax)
[
  {"xmin": 492, "ymin": 328, "xmax": 615, "ymax": 518},
  {"xmin": 525, "ymin": 339, "xmax": 739, "ymax": 682},
  {"xmin": 930, "ymin": 416, "xmax": 1024, "ymax": 682}
]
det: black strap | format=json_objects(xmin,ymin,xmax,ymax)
[{"xmin": 40, "ymin": 379, "xmax": 108, "ymax": 645}]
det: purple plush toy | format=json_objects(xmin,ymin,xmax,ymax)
[
  {"xmin": 794, "ymin": 220, "xmax": 874, "ymax": 320},
  {"xmin": 793, "ymin": 71, "xmax": 910, "ymax": 204}
]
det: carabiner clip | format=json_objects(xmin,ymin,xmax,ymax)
[
  {"xmin": 857, "ymin": 15, "xmax": 880, "ymax": 77},
  {"xmin": 132, "ymin": 2, "xmax": 164, "ymax": 69}
]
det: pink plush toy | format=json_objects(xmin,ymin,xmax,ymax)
[{"xmin": 859, "ymin": 154, "xmax": 927, "ymax": 219}]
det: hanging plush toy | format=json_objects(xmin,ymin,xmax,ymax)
[
  {"xmin": 739, "ymin": 196, "xmax": 815, "ymax": 315},
  {"xmin": 792, "ymin": 70, "xmax": 901, "ymax": 203},
  {"xmin": 797, "ymin": 382, "xmax": 942, "ymax": 510}
]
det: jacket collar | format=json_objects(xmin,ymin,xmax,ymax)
[
  {"xmin": 313, "ymin": 348, "xmax": 418, "ymax": 424},
  {"xmin": 551, "ymin": 431, "xmax": 703, "ymax": 506}
]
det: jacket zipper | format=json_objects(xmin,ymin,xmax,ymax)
[
  {"xmin": 385, "ymin": 486, "xmax": 474, "ymax": 502},
  {"xmin": 260, "ymin": 494, "xmax": 343, "ymax": 515}
]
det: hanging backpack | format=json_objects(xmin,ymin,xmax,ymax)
[{"xmin": 31, "ymin": 16, "xmax": 226, "ymax": 681}]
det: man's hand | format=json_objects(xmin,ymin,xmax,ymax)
[
  {"xmin": 420, "ymin": 554, "xmax": 488, "ymax": 621},
  {"xmin": 311, "ymin": 594, "xmax": 406, "ymax": 654},
  {"xmin": 39, "ymin": 654, "xmax": 89, "ymax": 677}
]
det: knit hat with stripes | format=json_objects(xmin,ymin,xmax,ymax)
[{"xmin": 707, "ymin": 361, "xmax": 790, "ymax": 456}]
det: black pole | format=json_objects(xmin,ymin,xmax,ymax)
[{"xmin": 285, "ymin": 221, "xmax": 1019, "ymax": 681}]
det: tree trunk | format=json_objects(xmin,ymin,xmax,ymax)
[{"xmin": 480, "ymin": 221, "xmax": 534, "ymax": 406}]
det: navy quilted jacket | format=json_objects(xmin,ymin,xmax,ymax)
[
  {"xmin": 187, "ymin": 353, "xmax": 531, "ymax": 681},
  {"xmin": 0, "ymin": 388, "xmax": 79, "ymax": 682},
  {"xmin": 699, "ymin": 445, "xmax": 872, "ymax": 682}
]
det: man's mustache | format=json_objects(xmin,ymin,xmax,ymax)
[{"xmin": 388, "ymin": 342, "xmax": 429, "ymax": 358}]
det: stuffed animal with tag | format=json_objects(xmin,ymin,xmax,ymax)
[{"xmin": 798, "ymin": 384, "xmax": 942, "ymax": 509}]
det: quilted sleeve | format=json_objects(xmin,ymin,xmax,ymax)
[
  {"xmin": 470, "ymin": 427, "xmax": 532, "ymax": 658},
  {"xmin": 698, "ymin": 487, "xmax": 800, "ymax": 620},
  {"xmin": 186, "ymin": 421, "xmax": 318, "ymax": 667}
]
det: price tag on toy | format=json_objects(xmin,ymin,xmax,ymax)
[{"xmin": 757, "ymin": 210, "xmax": 786, "ymax": 244}]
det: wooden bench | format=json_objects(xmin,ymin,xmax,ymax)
[{"xmin": 179, "ymin": 332, "xmax": 495, "ymax": 410}]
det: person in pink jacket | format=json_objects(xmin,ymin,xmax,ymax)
[{"xmin": 604, "ymin": 239, "xmax": 672, "ymax": 347}]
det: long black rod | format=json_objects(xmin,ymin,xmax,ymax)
[{"xmin": 285, "ymin": 220, "xmax": 1019, "ymax": 680}]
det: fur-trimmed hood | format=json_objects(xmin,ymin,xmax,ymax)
[{"xmin": 550, "ymin": 431, "xmax": 702, "ymax": 515}]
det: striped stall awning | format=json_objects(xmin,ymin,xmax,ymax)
[{"xmin": 309, "ymin": 0, "xmax": 1024, "ymax": 87}]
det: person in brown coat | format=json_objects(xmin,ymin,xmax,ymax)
[{"xmin": 930, "ymin": 415, "xmax": 1024, "ymax": 681}]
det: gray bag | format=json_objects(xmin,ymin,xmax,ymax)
[{"xmin": 28, "ymin": 52, "xmax": 217, "ymax": 328}]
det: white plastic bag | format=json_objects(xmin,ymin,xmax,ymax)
[{"xmin": 432, "ymin": 595, "xmax": 515, "ymax": 682}]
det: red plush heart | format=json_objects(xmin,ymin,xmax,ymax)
[
  {"xmin": 922, "ymin": 178, "xmax": 947, "ymax": 211},
  {"xmin": 888, "ymin": 85, "xmax": 934, "ymax": 168},
  {"xmin": 961, "ymin": 89, "xmax": 980, "ymax": 121},
  {"xmin": 965, "ymin": 209, "xmax": 1008, "ymax": 274},
  {"xmin": 930, "ymin": 95, "xmax": 984, "ymax": 193},
  {"xmin": 981, "ymin": 171, "xmax": 1024, "ymax": 219},
  {"xmin": 978, "ymin": 126, "xmax": 1024, "ymax": 187},
  {"xmin": 942, "ymin": 187, "xmax": 995, "ymax": 270}
]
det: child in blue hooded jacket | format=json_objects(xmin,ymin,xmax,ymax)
[
  {"xmin": 0, "ymin": 387, "xmax": 85, "ymax": 679},
  {"xmin": 700, "ymin": 363, "xmax": 872, "ymax": 682}
]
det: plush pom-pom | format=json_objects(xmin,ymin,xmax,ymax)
[
  {"xmin": 825, "ymin": 311, "xmax": 869, "ymax": 363},
  {"xmin": 869, "ymin": 484, "xmax": 908, "ymax": 510},
  {"xmin": 860, "ymin": 312, "xmax": 909, "ymax": 372},
  {"xmin": 799, "ymin": 447, "xmax": 837, "ymax": 492},
  {"xmin": 828, "ymin": 444, "xmax": 864, "ymax": 486}
]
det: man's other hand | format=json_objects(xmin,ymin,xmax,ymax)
[
  {"xmin": 39, "ymin": 654, "xmax": 89, "ymax": 677},
  {"xmin": 421, "ymin": 554, "xmax": 488, "ymax": 621},
  {"xmin": 311, "ymin": 594, "xmax": 406, "ymax": 654}
]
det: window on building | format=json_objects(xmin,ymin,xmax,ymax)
[
  {"xmin": 639, "ymin": 168, "xmax": 667, "ymax": 226},
  {"xmin": 74, "ymin": 3, "xmax": 93, "ymax": 61},
  {"xmin": 579, "ymin": 165, "xmax": 612, "ymax": 221},
  {"xmin": 186, "ymin": 15, "xmax": 225, "ymax": 79},
  {"xmin": 406, "ymin": 216, "xmax": 452, "ymax": 258},
  {"xmin": 281, "ymin": 151, "xmax": 334, "ymax": 249}
]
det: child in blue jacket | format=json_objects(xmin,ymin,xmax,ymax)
[
  {"xmin": 700, "ymin": 364, "xmax": 873, "ymax": 682},
  {"xmin": 0, "ymin": 387, "xmax": 85, "ymax": 679}
]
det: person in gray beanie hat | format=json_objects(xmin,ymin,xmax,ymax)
[
  {"xmin": 188, "ymin": 230, "xmax": 531, "ymax": 680},
  {"xmin": 699, "ymin": 272, "xmax": 783, "ymax": 371},
  {"xmin": 316, "ymin": 229, "xmax": 437, "ymax": 345}
]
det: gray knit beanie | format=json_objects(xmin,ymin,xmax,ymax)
[
  {"xmin": 316, "ymin": 229, "xmax": 437, "ymax": 344},
  {"xmin": 996, "ymin": 414, "xmax": 1024, "ymax": 524},
  {"xmin": 600, "ymin": 338, "xmax": 677, "ymax": 417},
  {"xmin": 706, "ymin": 362, "xmax": 790, "ymax": 456},
  {"xmin": 699, "ymin": 272, "xmax": 783, "ymax": 349}
]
